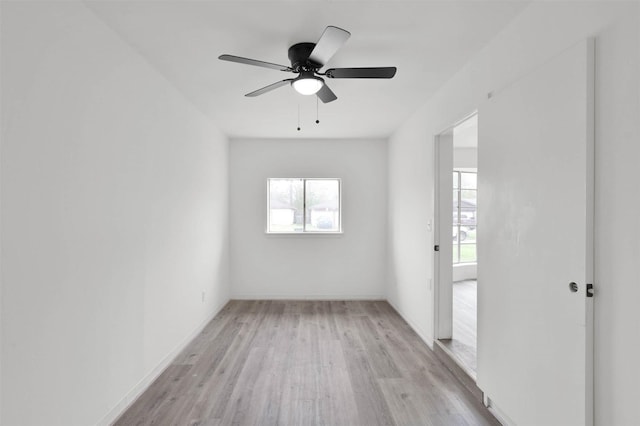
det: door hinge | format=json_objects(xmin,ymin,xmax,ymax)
[
  {"xmin": 586, "ymin": 283, "xmax": 594, "ymax": 298},
  {"xmin": 434, "ymin": 245, "xmax": 440, "ymax": 252}
]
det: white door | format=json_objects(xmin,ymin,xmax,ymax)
[{"xmin": 477, "ymin": 40, "xmax": 594, "ymax": 426}]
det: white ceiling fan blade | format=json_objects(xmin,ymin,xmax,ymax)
[{"xmin": 308, "ymin": 26, "xmax": 351, "ymax": 67}]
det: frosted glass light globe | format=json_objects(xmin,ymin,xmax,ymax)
[{"xmin": 292, "ymin": 76, "xmax": 323, "ymax": 95}]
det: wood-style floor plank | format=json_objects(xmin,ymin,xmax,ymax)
[
  {"xmin": 114, "ymin": 300, "xmax": 498, "ymax": 426},
  {"xmin": 440, "ymin": 280, "xmax": 478, "ymax": 375}
]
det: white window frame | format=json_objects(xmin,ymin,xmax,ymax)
[{"xmin": 266, "ymin": 178, "xmax": 342, "ymax": 234}]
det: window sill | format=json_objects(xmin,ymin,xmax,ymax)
[{"xmin": 265, "ymin": 231, "xmax": 343, "ymax": 236}]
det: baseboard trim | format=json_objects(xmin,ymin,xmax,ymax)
[
  {"xmin": 483, "ymin": 394, "xmax": 515, "ymax": 426},
  {"xmin": 385, "ymin": 298, "xmax": 434, "ymax": 350},
  {"xmin": 231, "ymin": 294, "xmax": 386, "ymax": 301},
  {"xmin": 97, "ymin": 297, "xmax": 230, "ymax": 426}
]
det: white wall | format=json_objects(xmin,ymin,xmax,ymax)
[
  {"xmin": 453, "ymin": 147, "xmax": 478, "ymax": 169},
  {"xmin": 387, "ymin": 2, "xmax": 639, "ymax": 424},
  {"xmin": 230, "ymin": 139, "xmax": 387, "ymax": 299},
  {"xmin": 453, "ymin": 264, "xmax": 477, "ymax": 282},
  {"xmin": 387, "ymin": 115, "xmax": 436, "ymax": 343},
  {"xmin": 0, "ymin": 3, "xmax": 229, "ymax": 425}
]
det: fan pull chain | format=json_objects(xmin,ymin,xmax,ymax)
[
  {"xmin": 316, "ymin": 97, "xmax": 320, "ymax": 124},
  {"xmin": 297, "ymin": 103, "xmax": 301, "ymax": 131}
]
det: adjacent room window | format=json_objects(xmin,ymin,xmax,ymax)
[
  {"xmin": 453, "ymin": 170, "xmax": 477, "ymax": 263},
  {"xmin": 267, "ymin": 178, "xmax": 341, "ymax": 233}
]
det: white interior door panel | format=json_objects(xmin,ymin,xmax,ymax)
[{"xmin": 477, "ymin": 39, "xmax": 594, "ymax": 426}]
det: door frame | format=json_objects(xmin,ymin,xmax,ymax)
[
  {"xmin": 433, "ymin": 111, "xmax": 477, "ymax": 341},
  {"xmin": 434, "ymin": 129, "xmax": 453, "ymax": 340}
]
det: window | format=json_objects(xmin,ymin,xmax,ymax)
[
  {"xmin": 453, "ymin": 170, "xmax": 477, "ymax": 263},
  {"xmin": 267, "ymin": 178, "xmax": 341, "ymax": 233}
]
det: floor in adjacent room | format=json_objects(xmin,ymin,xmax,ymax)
[
  {"xmin": 115, "ymin": 299, "xmax": 495, "ymax": 426},
  {"xmin": 439, "ymin": 280, "xmax": 478, "ymax": 377}
]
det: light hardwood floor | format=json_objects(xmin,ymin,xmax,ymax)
[
  {"xmin": 115, "ymin": 300, "xmax": 497, "ymax": 426},
  {"xmin": 439, "ymin": 280, "xmax": 477, "ymax": 376}
]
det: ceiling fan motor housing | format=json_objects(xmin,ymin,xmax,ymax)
[{"xmin": 288, "ymin": 42, "xmax": 320, "ymax": 71}]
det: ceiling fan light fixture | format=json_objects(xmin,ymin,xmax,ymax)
[
  {"xmin": 220, "ymin": 26, "xmax": 396, "ymax": 104},
  {"xmin": 292, "ymin": 73, "xmax": 324, "ymax": 95}
]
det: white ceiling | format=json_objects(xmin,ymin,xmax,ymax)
[{"xmin": 87, "ymin": 1, "xmax": 527, "ymax": 139}]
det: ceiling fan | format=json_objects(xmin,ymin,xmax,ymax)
[{"xmin": 219, "ymin": 26, "xmax": 397, "ymax": 103}]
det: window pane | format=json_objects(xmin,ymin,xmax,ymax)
[
  {"xmin": 453, "ymin": 172, "xmax": 459, "ymax": 189},
  {"xmin": 460, "ymin": 244, "xmax": 477, "ymax": 263},
  {"xmin": 453, "ymin": 171, "xmax": 477, "ymax": 265},
  {"xmin": 268, "ymin": 179, "xmax": 304, "ymax": 232},
  {"xmin": 460, "ymin": 172, "xmax": 477, "ymax": 189},
  {"xmin": 460, "ymin": 190, "xmax": 477, "ymax": 226},
  {"xmin": 461, "ymin": 228, "xmax": 476, "ymax": 244},
  {"xmin": 305, "ymin": 179, "xmax": 340, "ymax": 232},
  {"xmin": 453, "ymin": 226, "xmax": 461, "ymax": 244},
  {"xmin": 454, "ymin": 226, "xmax": 476, "ymax": 244},
  {"xmin": 461, "ymin": 189, "xmax": 476, "ymax": 204},
  {"xmin": 453, "ymin": 190, "xmax": 460, "ymax": 224},
  {"xmin": 452, "ymin": 240, "xmax": 459, "ymax": 263}
]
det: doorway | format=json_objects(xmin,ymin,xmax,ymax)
[{"xmin": 434, "ymin": 113, "xmax": 478, "ymax": 378}]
